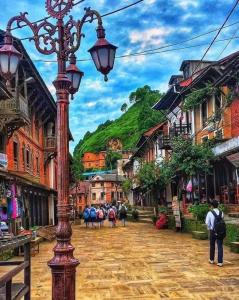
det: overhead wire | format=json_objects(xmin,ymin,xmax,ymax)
[
  {"xmin": 217, "ymin": 25, "xmax": 239, "ymax": 59},
  {"xmin": 30, "ymin": 35, "xmax": 239, "ymax": 63},
  {"xmin": 11, "ymin": 0, "xmax": 144, "ymax": 41},
  {"xmin": 164, "ymin": 0, "xmax": 239, "ymax": 117}
]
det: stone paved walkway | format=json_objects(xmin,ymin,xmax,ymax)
[{"xmin": 28, "ymin": 222, "xmax": 239, "ymax": 299}]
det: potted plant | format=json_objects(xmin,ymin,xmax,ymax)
[{"xmin": 188, "ymin": 204, "xmax": 209, "ymax": 240}]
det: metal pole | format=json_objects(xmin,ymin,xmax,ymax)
[{"xmin": 48, "ymin": 18, "xmax": 79, "ymax": 300}]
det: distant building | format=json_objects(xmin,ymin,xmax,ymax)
[
  {"xmin": 70, "ymin": 181, "xmax": 90, "ymax": 214},
  {"xmin": 90, "ymin": 174, "xmax": 126, "ymax": 205},
  {"xmin": 82, "ymin": 151, "xmax": 107, "ymax": 170},
  {"xmin": 82, "ymin": 150, "xmax": 132, "ymax": 171}
]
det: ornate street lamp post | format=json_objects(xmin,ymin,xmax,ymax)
[{"xmin": 0, "ymin": 1, "xmax": 117, "ymax": 299}]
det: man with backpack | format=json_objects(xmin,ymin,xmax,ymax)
[
  {"xmin": 89, "ymin": 206, "xmax": 97, "ymax": 228},
  {"xmin": 83, "ymin": 205, "xmax": 90, "ymax": 228},
  {"xmin": 97, "ymin": 206, "xmax": 105, "ymax": 228},
  {"xmin": 205, "ymin": 200, "xmax": 226, "ymax": 267},
  {"xmin": 119, "ymin": 204, "xmax": 127, "ymax": 227},
  {"xmin": 108, "ymin": 206, "xmax": 116, "ymax": 227}
]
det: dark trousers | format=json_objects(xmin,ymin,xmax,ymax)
[{"xmin": 210, "ymin": 231, "xmax": 223, "ymax": 263}]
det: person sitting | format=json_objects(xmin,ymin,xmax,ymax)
[{"xmin": 155, "ymin": 212, "xmax": 168, "ymax": 230}]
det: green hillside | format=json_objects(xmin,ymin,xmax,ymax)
[{"xmin": 73, "ymin": 86, "xmax": 164, "ymax": 175}]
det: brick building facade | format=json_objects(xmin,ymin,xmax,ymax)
[{"xmin": 0, "ymin": 31, "xmax": 58, "ymax": 232}]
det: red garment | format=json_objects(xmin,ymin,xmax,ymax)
[{"xmin": 156, "ymin": 214, "xmax": 167, "ymax": 230}]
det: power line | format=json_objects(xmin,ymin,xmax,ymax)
[
  {"xmin": 30, "ymin": 35, "xmax": 239, "ymax": 63},
  {"xmin": 217, "ymin": 25, "xmax": 239, "ymax": 59},
  {"xmin": 165, "ymin": 0, "xmax": 239, "ymax": 115},
  {"xmin": 13, "ymin": 0, "xmax": 143, "ymax": 41},
  {"xmin": 129, "ymin": 20, "xmax": 239, "ymax": 56},
  {"xmin": 197, "ymin": 0, "xmax": 239, "ymax": 65}
]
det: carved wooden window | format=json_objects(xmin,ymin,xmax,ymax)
[
  {"xmin": 92, "ymin": 193, "xmax": 96, "ymax": 200},
  {"xmin": 0, "ymin": 133, "xmax": 5, "ymax": 153},
  {"xmin": 36, "ymin": 156, "xmax": 40, "ymax": 175},
  {"xmin": 35, "ymin": 120, "xmax": 40, "ymax": 141},
  {"xmin": 13, "ymin": 141, "xmax": 18, "ymax": 169},
  {"xmin": 26, "ymin": 148, "xmax": 30, "ymax": 169},
  {"xmin": 201, "ymin": 101, "xmax": 208, "ymax": 127},
  {"xmin": 22, "ymin": 143, "xmax": 26, "ymax": 169}
]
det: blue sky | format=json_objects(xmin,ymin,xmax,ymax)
[{"xmin": 1, "ymin": 0, "xmax": 239, "ymax": 152}]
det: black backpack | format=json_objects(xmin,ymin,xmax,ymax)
[{"xmin": 211, "ymin": 210, "xmax": 226, "ymax": 240}]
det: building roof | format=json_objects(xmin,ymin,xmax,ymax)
[
  {"xmin": 83, "ymin": 170, "xmax": 117, "ymax": 177},
  {"xmin": 154, "ymin": 51, "xmax": 239, "ymax": 113},
  {"xmin": 152, "ymin": 86, "xmax": 182, "ymax": 111},
  {"xmin": 168, "ymin": 75, "xmax": 183, "ymax": 86},
  {"xmin": 91, "ymin": 174, "xmax": 125, "ymax": 182},
  {"xmin": 179, "ymin": 59, "xmax": 214, "ymax": 71}
]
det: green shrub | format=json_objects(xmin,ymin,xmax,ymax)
[
  {"xmin": 224, "ymin": 224, "xmax": 239, "ymax": 246},
  {"xmin": 152, "ymin": 215, "xmax": 157, "ymax": 225},
  {"xmin": 132, "ymin": 209, "xmax": 139, "ymax": 220},
  {"xmin": 188, "ymin": 204, "xmax": 209, "ymax": 222},
  {"xmin": 0, "ymin": 250, "xmax": 13, "ymax": 261},
  {"xmin": 167, "ymin": 215, "xmax": 175, "ymax": 229}
]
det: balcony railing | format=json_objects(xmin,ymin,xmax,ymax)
[
  {"xmin": 158, "ymin": 136, "xmax": 172, "ymax": 150},
  {"xmin": 169, "ymin": 123, "xmax": 192, "ymax": 138},
  {"xmin": 44, "ymin": 136, "xmax": 56, "ymax": 151},
  {"xmin": 0, "ymin": 96, "xmax": 29, "ymax": 119}
]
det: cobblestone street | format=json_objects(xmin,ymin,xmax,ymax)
[{"xmin": 29, "ymin": 222, "xmax": 239, "ymax": 300}]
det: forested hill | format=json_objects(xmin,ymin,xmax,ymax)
[{"xmin": 73, "ymin": 85, "xmax": 165, "ymax": 160}]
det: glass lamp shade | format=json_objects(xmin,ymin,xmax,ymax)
[
  {"xmin": 88, "ymin": 38, "xmax": 117, "ymax": 76},
  {"xmin": 66, "ymin": 63, "xmax": 84, "ymax": 95},
  {"xmin": 0, "ymin": 43, "xmax": 22, "ymax": 79}
]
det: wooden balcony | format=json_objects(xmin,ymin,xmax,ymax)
[
  {"xmin": 158, "ymin": 136, "xmax": 172, "ymax": 150},
  {"xmin": 169, "ymin": 123, "xmax": 191, "ymax": 138},
  {"xmin": 0, "ymin": 95, "xmax": 30, "ymax": 136},
  {"xmin": 44, "ymin": 136, "xmax": 56, "ymax": 152}
]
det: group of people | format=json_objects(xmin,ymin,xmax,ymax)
[{"xmin": 83, "ymin": 203, "xmax": 128, "ymax": 228}]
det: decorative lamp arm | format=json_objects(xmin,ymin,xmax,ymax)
[
  {"xmin": 64, "ymin": 7, "xmax": 105, "ymax": 56},
  {"xmin": 6, "ymin": 12, "xmax": 58, "ymax": 55}
]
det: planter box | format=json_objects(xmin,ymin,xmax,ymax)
[
  {"xmin": 230, "ymin": 242, "xmax": 239, "ymax": 253},
  {"xmin": 192, "ymin": 231, "xmax": 208, "ymax": 240}
]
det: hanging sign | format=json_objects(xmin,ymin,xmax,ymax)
[{"xmin": 0, "ymin": 153, "xmax": 7, "ymax": 170}]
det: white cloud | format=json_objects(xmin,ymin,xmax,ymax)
[
  {"xmin": 129, "ymin": 26, "xmax": 173, "ymax": 49},
  {"xmin": 86, "ymin": 101, "xmax": 97, "ymax": 108},
  {"xmin": 176, "ymin": 0, "xmax": 199, "ymax": 10}
]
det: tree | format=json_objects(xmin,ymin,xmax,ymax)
[
  {"xmin": 105, "ymin": 150, "xmax": 122, "ymax": 170},
  {"xmin": 122, "ymin": 178, "xmax": 132, "ymax": 200},
  {"xmin": 121, "ymin": 103, "xmax": 128, "ymax": 113},
  {"xmin": 170, "ymin": 137, "xmax": 214, "ymax": 177},
  {"xmin": 136, "ymin": 161, "xmax": 172, "ymax": 205},
  {"xmin": 129, "ymin": 85, "xmax": 152, "ymax": 103},
  {"xmin": 72, "ymin": 156, "xmax": 84, "ymax": 180}
]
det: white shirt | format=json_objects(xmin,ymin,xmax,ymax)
[{"xmin": 205, "ymin": 209, "xmax": 224, "ymax": 230}]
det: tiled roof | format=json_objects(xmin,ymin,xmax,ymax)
[{"xmin": 91, "ymin": 174, "xmax": 125, "ymax": 182}]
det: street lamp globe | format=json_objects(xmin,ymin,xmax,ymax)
[
  {"xmin": 0, "ymin": 40, "xmax": 22, "ymax": 81},
  {"xmin": 88, "ymin": 25, "xmax": 117, "ymax": 81},
  {"xmin": 66, "ymin": 54, "xmax": 84, "ymax": 98}
]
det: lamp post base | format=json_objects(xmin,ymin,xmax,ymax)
[{"xmin": 48, "ymin": 247, "xmax": 79, "ymax": 300}]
